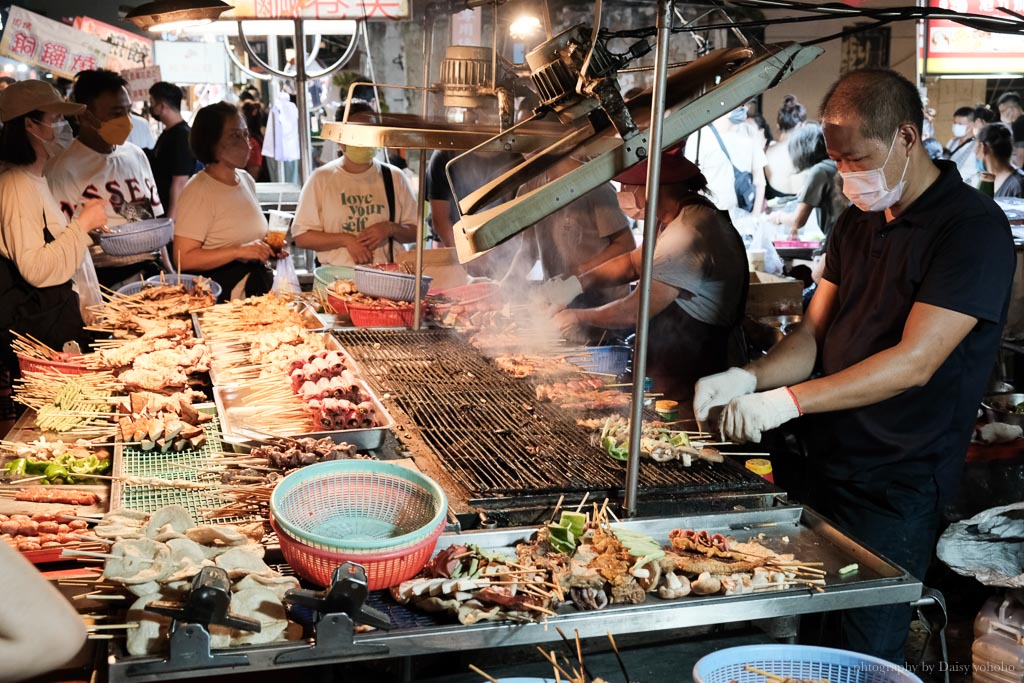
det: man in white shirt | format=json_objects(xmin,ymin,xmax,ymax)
[
  {"xmin": 685, "ymin": 106, "xmax": 767, "ymax": 215},
  {"xmin": 293, "ymin": 103, "xmax": 417, "ymax": 266},
  {"xmin": 45, "ymin": 69, "xmax": 164, "ymax": 287}
]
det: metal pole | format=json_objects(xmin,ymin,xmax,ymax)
[
  {"xmin": 294, "ymin": 18, "xmax": 312, "ymax": 185},
  {"xmin": 624, "ymin": 0, "xmax": 672, "ymax": 517},
  {"xmin": 412, "ymin": 12, "xmax": 435, "ymax": 330}
]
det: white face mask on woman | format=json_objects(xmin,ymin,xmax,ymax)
[
  {"xmin": 839, "ymin": 129, "xmax": 911, "ymax": 213},
  {"xmin": 29, "ymin": 119, "xmax": 74, "ymax": 159}
]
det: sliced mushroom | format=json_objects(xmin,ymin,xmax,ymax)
[{"xmin": 691, "ymin": 571, "xmax": 722, "ymax": 595}]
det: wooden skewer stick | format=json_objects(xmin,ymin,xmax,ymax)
[
  {"xmin": 607, "ymin": 631, "xmax": 632, "ymax": 683},
  {"xmin": 467, "ymin": 664, "xmax": 500, "ymax": 683},
  {"xmin": 745, "ymin": 665, "xmax": 789, "ymax": 681},
  {"xmin": 573, "ymin": 491, "xmax": 590, "ymax": 513},
  {"xmin": 62, "ymin": 549, "xmax": 154, "ymax": 563},
  {"xmin": 84, "ymin": 623, "xmax": 140, "ymax": 631}
]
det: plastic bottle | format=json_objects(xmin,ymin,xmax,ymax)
[
  {"xmin": 642, "ymin": 377, "xmax": 654, "ymax": 408},
  {"xmin": 972, "ymin": 595, "xmax": 1024, "ymax": 683}
]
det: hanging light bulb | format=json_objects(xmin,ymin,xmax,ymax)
[
  {"xmin": 509, "ymin": 15, "xmax": 543, "ymax": 40},
  {"xmin": 124, "ymin": 0, "xmax": 231, "ymax": 32}
]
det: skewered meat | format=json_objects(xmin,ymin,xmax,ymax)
[
  {"xmin": 494, "ymin": 354, "xmax": 582, "ymax": 380},
  {"xmin": 536, "ymin": 381, "xmax": 631, "ymax": 412},
  {"xmin": 14, "ymin": 488, "xmax": 98, "ymax": 506}
]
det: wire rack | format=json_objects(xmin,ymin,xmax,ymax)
[
  {"xmin": 111, "ymin": 407, "xmax": 264, "ymax": 525},
  {"xmin": 335, "ymin": 329, "xmax": 766, "ymax": 499}
]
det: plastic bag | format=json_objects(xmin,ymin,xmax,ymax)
[
  {"xmin": 273, "ymin": 255, "xmax": 301, "ymax": 296},
  {"xmin": 73, "ymin": 249, "xmax": 103, "ymax": 325},
  {"xmin": 730, "ymin": 212, "xmax": 784, "ymax": 275}
]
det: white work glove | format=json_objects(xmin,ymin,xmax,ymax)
[
  {"xmin": 693, "ymin": 367, "xmax": 758, "ymax": 422},
  {"xmin": 719, "ymin": 387, "xmax": 801, "ymax": 444},
  {"xmin": 538, "ymin": 276, "xmax": 583, "ymax": 309}
]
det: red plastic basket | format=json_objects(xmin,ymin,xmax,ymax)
[
  {"xmin": 16, "ymin": 353, "xmax": 88, "ymax": 376},
  {"xmin": 326, "ymin": 292, "xmax": 351, "ymax": 318},
  {"xmin": 271, "ymin": 517, "xmax": 443, "ymax": 589},
  {"xmin": 348, "ymin": 303, "xmax": 422, "ymax": 327}
]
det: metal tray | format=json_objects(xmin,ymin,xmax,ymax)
[
  {"xmin": 192, "ymin": 299, "xmax": 326, "ymax": 340},
  {"xmin": 104, "ymin": 504, "xmax": 922, "ymax": 683},
  {"xmin": 213, "ymin": 379, "xmax": 395, "ymax": 451},
  {"xmin": 206, "ymin": 332, "xmax": 362, "ymax": 388}
]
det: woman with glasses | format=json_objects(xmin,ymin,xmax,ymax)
[{"xmin": 173, "ymin": 102, "xmax": 274, "ymax": 300}]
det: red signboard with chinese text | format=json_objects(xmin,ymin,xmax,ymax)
[
  {"xmin": 74, "ymin": 16, "xmax": 153, "ymax": 72},
  {"xmin": 924, "ymin": 0, "xmax": 1024, "ymax": 74}
]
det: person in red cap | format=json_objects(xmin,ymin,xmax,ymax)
[{"xmin": 548, "ymin": 146, "xmax": 749, "ymax": 402}]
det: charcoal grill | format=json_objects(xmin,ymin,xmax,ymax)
[{"xmin": 335, "ymin": 329, "xmax": 776, "ymax": 514}]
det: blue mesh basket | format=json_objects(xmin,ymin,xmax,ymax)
[
  {"xmin": 694, "ymin": 645, "xmax": 924, "ymax": 683},
  {"xmin": 565, "ymin": 345, "xmax": 632, "ymax": 376},
  {"xmin": 269, "ymin": 460, "xmax": 448, "ymax": 553},
  {"xmin": 116, "ymin": 274, "xmax": 222, "ymax": 299}
]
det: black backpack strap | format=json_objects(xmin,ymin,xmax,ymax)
[
  {"xmin": 379, "ymin": 163, "xmax": 396, "ymax": 262},
  {"xmin": 708, "ymin": 125, "xmax": 741, "ymax": 173}
]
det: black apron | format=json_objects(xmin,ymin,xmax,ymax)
[
  {"xmin": 0, "ymin": 215, "xmax": 87, "ymax": 367},
  {"xmin": 190, "ymin": 260, "xmax": 273, "ymax": 303}
]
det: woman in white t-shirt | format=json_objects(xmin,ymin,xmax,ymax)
[
  {"xmin": 174, "ymin": 102, "xmax": 274, "ymax": 300},
  {"xmin": 0, "ymin": 81, "xmax": 107, "ymax": 427}
]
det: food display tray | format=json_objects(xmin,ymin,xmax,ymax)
[
  {"xmin": 212, "ymin": 379, "xmax": 395, "ymax": 451},
  {"xmin": 192, "ymin": 299, "xmax": 326, "ymax": 340},
  {"xmin": 105, "ymin": 504, "xmax": 923, "ymax": 683},
  {"xmin": 110, "ymin": 405, "xmax": 261, "ymax": 525}
]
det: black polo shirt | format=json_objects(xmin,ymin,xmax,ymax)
[{"xmin": 812, "ymin": 160, "xmax": 1015, "ymax": 499}]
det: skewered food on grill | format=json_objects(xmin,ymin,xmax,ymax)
[
  {"xmin": 14, "ymin": 488, "xmax": 99, "ymax": 505},
  {"xmin": 494, "ymin": 354, "xmax": 584, "ymax": 380},
  {"xmin": 535, "ymin": 380, "xmax": 631, "ymax": 412}
]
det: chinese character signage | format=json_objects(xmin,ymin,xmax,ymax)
[
  {"xmin": 74, "ymin": 17, "xmax": 153, "ymax": 72},
  {"xmin": 123, "ymin": 65, "xmax": 162, "ymax": 102},
  {"xmin": 840, "ymin": 25, "xmax": 890, "ymax": 75},
  {"xmin": 924, "ymin": 0, "xmax": 1024, "ymax": 74},
  {"xmin": 224, "ymin": 0, "xmax": 409, "ymax": 20},
  {"xmin": 0, "ymin": 6, "xmax": 113, "ymax": 79}
]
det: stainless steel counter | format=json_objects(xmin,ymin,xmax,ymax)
[{"xmin": 106, "ymin": 504, "xmax": 922, "ymax": 682}]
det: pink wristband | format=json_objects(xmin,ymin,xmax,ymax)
[{"xmin": 784, "ymin": 386, "xmax": 803, "ymax": 416}]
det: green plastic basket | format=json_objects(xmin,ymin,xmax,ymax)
[
  {"xmin": 269, "ymin": 460, "xmax": 448, "ymax": 553},
  {"xmin": 314, "ymin": 265, "xmax": 356, "ymax": 298}
]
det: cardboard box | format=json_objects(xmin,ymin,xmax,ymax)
[
  {"xmin": 747, "ymin": 271, "xmax": 803, "ymax": 317},
  {"xmin": 395, "ymin": 247, "xmax": 469, "ymax": 291}
]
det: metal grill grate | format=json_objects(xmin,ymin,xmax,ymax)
[{"xmin": 336, "ymin": 329, "xmax": 764, "ymax": 499}]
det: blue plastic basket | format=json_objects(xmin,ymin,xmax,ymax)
[
  {"xmin": 565, "ymin": 345, "xmax": 632, "ymax": 376},
  {"xmin": 693, "ymin": 645, "xmax": 924, "ymax": 683},
  {"xmin": 270, "ymin": 460, "xmax": 448, "ymax": 553},
  {"xmin": 116, "ymin": 274, "xmax": 222, "ymax": 299}
]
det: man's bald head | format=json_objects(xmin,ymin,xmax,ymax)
[{"xmin": 820, "ymin": 68, "xmax": 923, "ymax": 143}]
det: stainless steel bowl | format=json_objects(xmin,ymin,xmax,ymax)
[{"xmin": 982, "ymin": 392, "xmax": 1024, "ymax": 427}]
